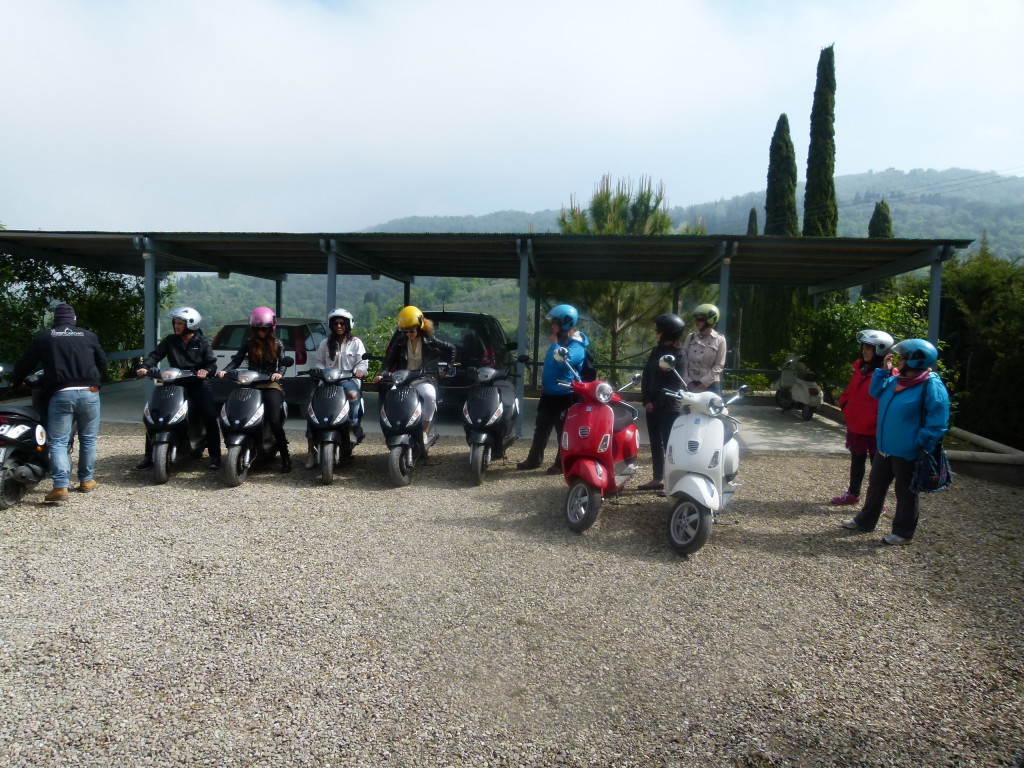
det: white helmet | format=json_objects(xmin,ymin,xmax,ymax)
[
  {"xmin": 168, "ymin": 306, "xmax": 202, "ymax": 330},
  {"xmin": 328, "ymin": 308, "xmax": 354, "ymax": 330},
  {"xmin": 857, "ymin": 329, "xmax": 894, "ymax": 356}
]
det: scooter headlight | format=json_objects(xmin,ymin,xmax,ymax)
[
  {"xmin": 707, "ymin": 396, "xmax": 724, "ymax": 416},
  {"xmin": 332, "ymin": 400, "xmax": 350, "ymax": 425},
  {"xmin": 392, "ymin": 370, "xmax": 411, "ymax": 386},
  {"xmin": 167, "ymin": 400, "xmax": 189, "ymax": 425},
  {"xmin": 243, "ymin": 404, "xmax": 265, "ymax": 429},
  {"xmin": 485, "ymin": 402, "xmax": 503, "ymax": 427},
  {"xmin": 595, "ymin": 382, "xmax": 613, "ymax": 403}
]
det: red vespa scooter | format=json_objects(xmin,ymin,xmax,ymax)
[{"xmin": 553, "ymin": 347, "xmax": 642, "ymax": 533}]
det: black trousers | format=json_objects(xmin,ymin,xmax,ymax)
[
  {"xmin": 645, "ymin": 408, "xmax": 679, "ymax": 482},
  {"xmin": 854, "ymin": 454, "xmax": 919, "ymax": 539},
  {"xmin": 526, "ymin": 392, "xmax": 575, "ymax": 465},
  {"xmin": 259, "ymin": 386, "xmax": 290, "ymax": 457}
]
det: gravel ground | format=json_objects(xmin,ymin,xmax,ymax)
[{"xmin": 1, "ymin": 423, "xmax": 1022, "ymax": 768}]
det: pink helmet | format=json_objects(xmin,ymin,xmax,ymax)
[{"xmin": 248, "ymin": 306, "xmax": 276, "ymax": 329}]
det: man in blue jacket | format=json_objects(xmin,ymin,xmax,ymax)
[
  {"xmin": 517, "ymin": 304, "xmax": 590, "ymax": 474},
  {"xmin": 841, "ymin": 339, "xmax": 950, "ymax": 544}
]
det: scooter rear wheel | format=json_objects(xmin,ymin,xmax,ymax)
[
  {"xmin": 565, "ymin": 479, "xmax": 602, "ymax": 533},
  {"xmin": 775, "ymin": 388, "xmax": 795, "ymax": 410},
  {"xmin": 152, "ymin": 443, "xmax": 172, "ymax": 485},
  {"xmin": 469, "ymin": 444, "xmax": 490, "ymax": 486},
  {"xmin": 667, "ymin": 495, "xmax": 713, "ymax": 555},
  {"xmin": 0, "ymin": 465, "xmax": 26, "ymax": 510},
  {"xmin": 801, "ymin": 404, "xmax": 816, "ymax": 421},
  {"xmin": 224, "ymin": 445, "xmax": 249, "ymax": 487},
  {"xmin": 387, "ymin": 445, "xmax": 413, "ymax": 487},
  {"xmin": 320, "ymin": 441, "xmax": 335, "ymax": 485}
]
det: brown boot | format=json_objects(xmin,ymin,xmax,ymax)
[
  {"xmin": 78, "ymin": 480, "xmax": 98, "ymax": 493},
  {"xmin": 45, "ymin": 487, "xmax": 70, "ymax": 503}
]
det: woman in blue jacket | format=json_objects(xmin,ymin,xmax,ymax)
[
  {"xmin": 517, "ymin": 304, "xmax": 589, "ymax": 474},
  {"xmin": 841, "ymin": 339, "xmax": 950, "ymax": 545}
]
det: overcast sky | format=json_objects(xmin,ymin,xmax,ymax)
[{"xmin": 2, "ymin": 0, "xmax": 1021, "ymax": 233}]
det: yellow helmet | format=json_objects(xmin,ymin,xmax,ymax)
[{"xmin": 397, "ymin": 305, "xmax": 424, "ymax": 331}]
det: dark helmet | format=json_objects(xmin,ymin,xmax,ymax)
[
  {"xmin": 891, "ymin": 339, "xmax": 938, "ymax": 370},
  {"xmin": 654, "ymin": 313, "xmax": 686, "ymax": 339}
]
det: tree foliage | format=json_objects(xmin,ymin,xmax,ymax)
[
  {"xmin": 803, "ymin": 45, "xmax": 838, "ymax": 237},
  {"xmin": 539, "ymin": 175, "xmax": 675, "ymax": 373},
  {"xmin": 765, "ymin": 114, "xmax": 800, "ymax": 237},
  {"xmin": 0, "ymin": 251, "xmax": 175, "ymax": 382},
  {"xmin": 868, "ymin": 199, "xmax": 894, "ymax": 238},
  {"xmin": 746, "ymin": 208, "xmax": 758, "ymax": 236}
]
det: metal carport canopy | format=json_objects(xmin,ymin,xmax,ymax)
[{"xmin": 0, "ymin": 230, "xmax": 974, "ymax": 291}]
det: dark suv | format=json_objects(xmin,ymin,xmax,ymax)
[{"xmin": 421, "ymin": 311, "xmax": 517, "ymax": 404}]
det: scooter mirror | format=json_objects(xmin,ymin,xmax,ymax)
[
  {"xmin": 659, "ymin": 354, "xmax": 676, "ymax": 371},
  {"xmin": 281, "ymin": 356, "xmax": 295, "ymax": 367},
  {"xmin": 553, "ymin": 346, "xmax": 569, "ymax": 363},
  {"xmin": 737, "ymin": 384, "xmax": 750, "ymax": 396},
  {"xmin": 361, "ymin": 351, "xmax": 372, "ymax": 360},
  {"xmin": 516, "ymin": 354, "xmax": 530, "ymax": 364}
]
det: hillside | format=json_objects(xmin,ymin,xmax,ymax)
[
  {"xmin": 368, "ymin": 168, "xmax": 1024, "ymax": 258},
  {"xmin": 171, "ymin": 167, "xmax": 1023, "ymax": 336}
]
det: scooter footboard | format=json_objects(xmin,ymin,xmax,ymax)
[
  {"xmin": 669, "ymin": 473, "xmax": 723, "ymax": 511},
  {"xmin": 564, "ymin": 458, "xmax": 607, "ymax": 492}
]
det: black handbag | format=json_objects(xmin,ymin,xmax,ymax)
[{"xmin": 911, "ymin": 378, "xmax": 953, "ymax": 494}]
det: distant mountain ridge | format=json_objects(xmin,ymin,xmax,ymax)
[{"xmin": 366, "ymin": 168, "xmax": 1024, "ymax": 258}]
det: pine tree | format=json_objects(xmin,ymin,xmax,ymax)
[
  {"xmin": 765, "ymin": 114, "xmax": 799, "ymax": 236},
  {"xmin": 803, "ymin": 45, "xmax": 838, "ymax": 237}
]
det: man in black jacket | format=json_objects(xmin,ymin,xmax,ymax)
[
  {"xmin": 12, "ymin": 303, "xmax": 107, "ymax": 503},
  {"xmin": 134, "ymin": 306, "xmax": 221, "ymax": 470}
]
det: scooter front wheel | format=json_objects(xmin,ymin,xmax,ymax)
[
  {"xmin": 387, "ymin": 445, "xmax": 413, "ymax": 487},
  {"xmin": 468, "ymin": 444, "xmax": 490, "ymax": 486},
  {"xmin": 320, "ymin": 441, "xmax": 335, "ymax": 485},
  {"xmin": 775, "ymin": 388, "xmax": 795, "ymax": 410},
  {"xmin": 224, "ymin": 445, "xmax": 249, "ymax": 487},
  {"xmin": 565, "ymin": 479, "xmax": 602, "ymax": 533},
  {"xmin": 152, "ymin": 442, "xmax": 172, "ymax": 485},
  {"xmin": 667, "ymin": 495, "xmax": 713, "ymax": 555},
  {"xmin": 0, "ymin": 465, "xmax": 26, "ymax": 510}
]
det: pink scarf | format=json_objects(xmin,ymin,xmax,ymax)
[{"xmin": 895, "ymin": 368, "xmax": 930, "ymax": 393}]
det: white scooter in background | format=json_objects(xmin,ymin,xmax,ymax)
[
  {"xmin": 660, "ymin": 355, "xmax": 748, "ymax": 555},
  {"xmin": 774, "ymin": 353, "xmax": 823, "ymax": 421}
]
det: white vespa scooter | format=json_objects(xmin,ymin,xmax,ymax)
[
  {"xmin": 660, "ymin": 355, "xmax": 748, "ymax": 555},
  {"xmin": 774, "ymin": 353, "xmax": 823, "ymax": 421}
]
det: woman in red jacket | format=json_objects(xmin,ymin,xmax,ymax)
[{"xmin": 831, "ymin": 329, "xmax": 894, "ymax": 505}]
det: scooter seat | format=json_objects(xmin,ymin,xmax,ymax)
[
  {"xmin": 0, "ymin": 404, "xmax": 41, "ymax": 421},
  {"xmin": 611, "ymin": 401, "xmax": 638, "ymax": 432}
]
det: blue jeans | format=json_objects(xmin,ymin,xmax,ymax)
[{"xmin": 48, "ymin": 389, "xmax": 101, "ymax": 488}]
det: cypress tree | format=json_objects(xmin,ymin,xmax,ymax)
[
  {"xmin": 803, "ymin": 45, "xmax": 838, "ymax": 237},
  {"xmin": 764, "ymin": 114, "xmax": 799, "ymax": 236},
  {"xmin": 746, "ymin": 208, "xmax": 758, "ymax": 236},
  {"xmin": 868, "ymin": 199, "xmax": 894, "ymax": 238},
  {"xmin": 861, "ymin": 199, "xmax": 895, "ymax": 298}
]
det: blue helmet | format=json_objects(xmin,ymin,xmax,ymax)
[
  {"xmin": 546, "ymin": 304, "xmax": 578, "ymax": 331},
  {"xmin": 892, "ymin": 339, "xmax": 938, "ymax": 370}
]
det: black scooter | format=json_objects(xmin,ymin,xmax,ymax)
[
  {"xmin": 461, "ymin": 366, "xmax": 518, "ymax": 485},
  {"xmin": 300, "ymin": 366, "xmax": 363, "ymax": 485},
  {"xmin": 140, "ymin": 367, "xmax": 209, "ymax": 484},
  {"xmin": 0, "ymin": 366, "xmax": 49, "ymax": 509},
  {"xmin": 219, "ymin": 358, "xmax": 293, "ymax": 487},
  {"xmin": 378, "ymin": 364, "xmax": 452, "ymax": 487}
]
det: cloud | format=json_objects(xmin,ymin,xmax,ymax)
[{"xmin": 1, "ymin": 0, "xmax": 1021, "ymax": 232}]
